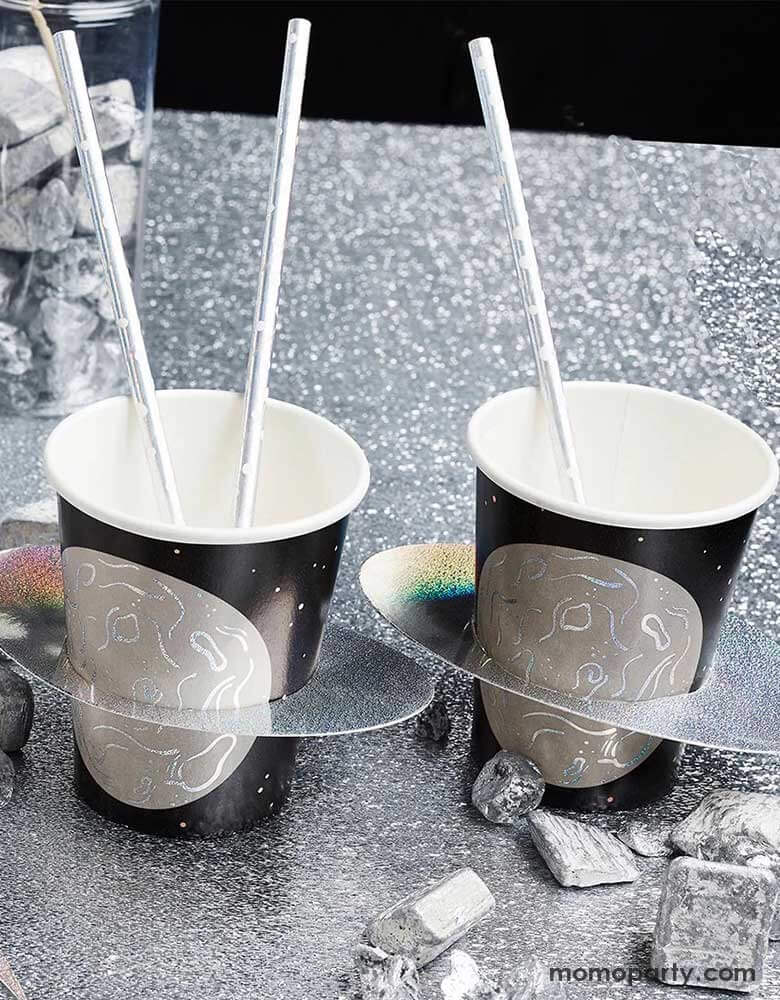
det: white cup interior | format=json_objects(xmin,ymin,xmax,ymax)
[
  {"xmin": 45, "ymin": 390, "xmax": 370, "ymax": 543},
  {"xmin": 468, "ymin": 382, "xmax": 778, "ymax": 529}
]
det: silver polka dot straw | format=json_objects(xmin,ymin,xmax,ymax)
[
  {"xmin": 234, "ymin": 19, "xmax": 311, "ymax": 528},
  {"xmin": 469, "ymin": 37, "xmax": 586, "ymax": 504},
  {"xmin": 53, "ymin": 30, "xmax": 185, "ymax": 525}
]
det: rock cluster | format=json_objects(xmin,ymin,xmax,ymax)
[{"xmin": 0, "ymin": 45, "xmax": 141, "ymax": 414}]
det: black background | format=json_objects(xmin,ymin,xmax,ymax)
[{"xmin": 156, "ymin": 1, "xmax": 780, "ymax": 147}]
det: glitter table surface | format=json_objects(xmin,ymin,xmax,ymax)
[{"xmin": 0, "ymin": 112, "xmax": 777, "ymax": 1000}]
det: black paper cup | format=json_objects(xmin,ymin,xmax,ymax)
[
  {"xmin": 468, "ymin": 382, "xmax": 777, "ymax": 811},
  {"xmin": 45, "ymin": 389, "xmax": 369, "ymax": 835}
]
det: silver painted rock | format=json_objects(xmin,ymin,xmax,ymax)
[
  {"xmin": 415, "ymin": 698, "xmax": 451, "ymax": 742},
  {"xmin": 46, "ymin": 338, "xmax": 124, "ymax": 414},
  {"xmin": 502, "ymin": 958, "xmax": 568, "ymax": 999},
  {"xmin": 3, "ymin": 123, "xmax": 74, "ymax": 196},
  {"xmin": 40, "ymin": 297, "xmax": 100, "ymax": 347},
  {"xmin": 0, "ymin": 188, "xmax": 37, "ymax": 253},
  {"xmin": 0, "ymin": 662, "xmax": 34, "ymax": 753},
  {"xmin": 0, "ymin": 44, "xmax": 58, "ymax": 90},
  {"xmin": 0, "ymin": 68, "xmax": 63, "ymax": 146},
  {"xmin": 74, "ymin": 164, "xmax": 139, "ymax": 240},
  {"xmin": 617, "ymin": 820, "xmax": 674, "ymax": 858},
  {"xmin": 90, "ymin": 80, "xmax": 142, "ymax": 153},
  {"xmin": 127, "ymin": 126, "xmax": 146, "ymax": 163},
  {"xmin": 29, "ymin": 178, "xmax": 75, "ymax": 253},
  {"xmin": 84, "ymin": 279, "xmax": 115, "ymax": 321},
  {"xmin": 37, "ymin": 239, "xmax": 105, "ymax": 299},
  {"xmin": 440, "ymin": 951, "xmax": 502, "ymax": 1000},
  {"xmin": 472, "ymin": 751, "xmax": 545, "ymax": 824},
  {"xmin": 0, "ymin": 321, "xmax": 39, "ymax": 413},
  {"xmin": 671, "ymin": 789, "xmax": 780, "ymax": 873},
  {"xmin": 366, "ymin": 868, "xmax": 495, "ymax": 968},
  {"xmin": 526, "ymin": 811, "xmax": 640, "ymax": 887},
  {"xmin": 354, "ymin": 944, "xmax": 419, "ymax": 1000},
  {"xmin": 0, "ymin": 253, "xmax": 20, "ymax": 313},
  {"xmin": 0, "ymin": 751, "xmax": 13, "ymax": 807},
  {"xmin": 0, "ymin": 496, "xmax": 59, "ymax": 550},
  {"xmin": 652, "ymin": 857, "xmax": 777, "ymax": 992},
  {"xmin": 440, "ymin": 951, "xmax": 567, "ymax": 1000}
]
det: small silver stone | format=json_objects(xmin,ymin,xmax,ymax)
[
  {"xmin": 2, "ymin": 123, "xmax": 75, "ymax": 196},
  {"xmin": 440, "ymin": 950, "xmax": 502, "ymax": 1000},
  {"xmin": 0, "ymin": 750, "xmax": 13, "ymax": 808},
  {"xmin": 0, "ymin": 68, "xmax": 63, "ymax": 147},
  {"xmin": 617, "ymin": 820, "xmax": 675, "ymax": 858},
  {"xmin": 471, "ymin": 752, "xmax": 545, "ymax": 824},
  {"xmin": 414, "ymin": 698, "xmax": 451, "ymax": 742},
  {"xmin": 671, "ymin": 789, "xmax": 780, "ymax": 873},
  {"xmin": 88, "ymin": 79, "xmax": 141, "ymax": 154},
  {"xmin": 526, "ymin": 811, "xmax": 640, "ymax": 887},
  {"xmin": 0, "ymin": 44, "xmax": 57, "ymax": 90},
  {"xmin": 354, "ymin": 943, "xmax": 419, "ymax": 1000},
  {"xmin": 0, "ymin": 252, "xmax": 20, "ymax": 313},
  {"xmin": 652, "ymin": 857, "xmax": 777, "ymax": 992},
  {"xmin": 0, "ymin": 188, "xmax": 38, "ymax": 254},
  {"xmin": 84, "ymin": 279, "xmax": 115, "ymax": 321},
  {"xmin": 127, "ymin": 126, "xmax": 146, "ymax": 164},
  {"xmin": 0, "ymin": 320, "xmax": 39, "ymax": 413},
  {"xmin": 0, "ymin": 661, "xmax": 34, "ymax": 753},
  {"xmin": 40, "ymin": 297, "xmax": 99, "ymax": 346},
  {"xmin": 74, "ymin": 164, "xmax": 139, "ymax": 240},
  {"xmin": 441, "ymin": 952, "xmax": 567, "ymax": 1000},
  {"xmin": 29, "ymin": 178, "xmax": 76, "ymax": 254},
  {"xmin": 366, "ymin": 867, "xmax": 495, "ymax": 968},
  {"xmin": 0, "ymin": 495, "xmax": 59, "ymax": 550},
  {"xmin": 37, "ymin": 238, "xmax": 105, "ymax": 299},
  {"xmin": 501, "ymin": 957, "xmax": 568, "ymax": 999}
]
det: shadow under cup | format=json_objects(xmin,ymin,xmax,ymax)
[
  {"xmin": 44, "ymin": 390, "xmax": 370, "ymax": 836},
  {"xmin": 468, "ymin": 382, "xmax": 778, "ymax": 811}
]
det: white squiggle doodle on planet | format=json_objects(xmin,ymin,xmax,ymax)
[
  {"xmin": 477, "ymin": 543, "xmax": 703, "ymax": 788},
  {"xmin": 63, "ymin": 547, "xmax": 273, "ymax": 809}
]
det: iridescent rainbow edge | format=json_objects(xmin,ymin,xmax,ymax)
[{"xmin": 0, "ymin": 546, "xmax": 63, "ymax": 610}]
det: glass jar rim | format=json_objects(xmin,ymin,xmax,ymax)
[{"xmin": 0, "ymin": 0, "xmax": 157, "ymax": 22}]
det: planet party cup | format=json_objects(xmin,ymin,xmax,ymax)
[
  {"xmin": 45, "ymin": 389, "xmax": 369, "ymax": 836},
  {"xmin": 468, "ymin": 382, "xmax": 777, "ymax": 811}
]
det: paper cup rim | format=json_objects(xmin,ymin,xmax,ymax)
[
  {"xmin": 467, "ymin": 381, "xmax": 778, "ymax": 530},
  {"xmin": 45, "ymin": 389, "xmax": 371, "ymax": 545}
]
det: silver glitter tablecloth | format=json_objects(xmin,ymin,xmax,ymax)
[{"xmin": 0, "ymin": 112, "xmax": 777, "ymax": 1000}]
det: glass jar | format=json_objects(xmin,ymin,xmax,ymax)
[{"xmin": 0, "ymin": 0, "xmax": 159, "ymax": 415}]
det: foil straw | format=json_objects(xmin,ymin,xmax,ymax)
[
  {"xmin": 234, "ymin": 18, "xmax": 311, "ymax": 528},
  {"xmin": 469, "ymin": 37, "xmax": 586, "ymax": 504},
  {"xmin": 53, "ymin": 31, "xmax": 185, "ymax": 526}
]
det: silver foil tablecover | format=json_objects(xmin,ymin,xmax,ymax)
[{"xmin": 0, "ymin": 113, "xmax": 777, "ymax": 999}]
